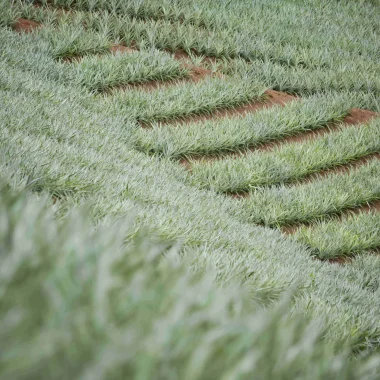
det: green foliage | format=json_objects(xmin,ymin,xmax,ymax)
[
  {"xmin": 225, "ymin": 59, "xmax": 380, "ymax": 96},
  {"xmin": 136, "ymin": 92, "xmax": 356, "ymax": 158},
  {"xmin": 239, "ymin": 159, "xmax": 380, "ymax": 227},
  {"xmin": 74, "ymin": 49, "xmax": 188, "ymax": 92},
  {"xmin": 0, "ymin": 1, "xmax": 21, "ymax": 27},
  {"xmin": 293, "ymin": 212, "xmax": 380, "ymax": 259},
  {"xmin": 190, "ymin": 117, "xmax": 380, "ymax": 192},
  {"xmin": 3, "ymin": 0, "xmax": 380, "ymax": 372},
  {"xmin": 2, "ymin": 54, "xmax": 380, "ymax": 353},
  {"xmin": 27, "ymin": 0, "xmax": 380, "ymax": 70},
  {"xmin": 1, "ymin": 187, "xmax": 380, "ymax": 379},
  {"xmin": 108, "ymin": 76, "xmax": 267, "ymax": 124},
  {"xmin": 37, "ymin": 22, "xmax": 111, "ymax": 58},
  {"xmin": 12, "ymin": 2, "xmax": 380, "ymax": 96}
]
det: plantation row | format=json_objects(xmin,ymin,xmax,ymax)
[
  {"xmin": 2, "ymin": 2, "xmax": 380, "ymax": 371},
  {"xmin": 188, "ymin": 113, "xmax": 380, "ymax": 192},
  {"xmin": 3, "ymin": 189, "xmax": 380, "ymax": 379},
  {"xmin": 2, "ymin": 1, "xmax": 380, "ymax": 96},
  {"xmin": 3, "ymin": 5, "xmax": 380, "ymax": 263},
  {"xmin": 136, "ymin": 93, "xmax": 372, "ymax": 157},
  {"xmin": 22, "ymin": 0, "xmax": 380, "ymax": 68},
  {"xmin": 3, "ymin": 42, "xmax": 380, "ymax": 353},
  {"xmin": 293, "ymin": 210, "xmax": 380, "ymax": 260}
]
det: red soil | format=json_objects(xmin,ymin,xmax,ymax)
[
  {"xmin": 63, "ymin": 43, "xmax": 215, "ymax": 92},
  {"xmin": 181, "ymin": 61, "xmax": 218, "ymax": 82},
  {"xmin": 327, "ymin": 256, "xmax": 353, "ymax": 265},
  {"xmin": 13, "ymin": 18, "xmax": 41, "ymax": 33},
  {"xmin": 109, "ymin": 44, "xmax": 136, "ymax": 54},
  {"xmin": 178, "ymin": 90, "xmax": 296, "ymax": 165},
  {"xmin": 228, "ymin": 191, "xmax": 250, "ymax": 199},
  {"xmin": 343, "ymin": 108, "xmax": 378, "ymax": 125}
]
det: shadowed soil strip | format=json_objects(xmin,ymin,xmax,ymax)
[
  {"xmin": 295, "ymin": 237, "xmax": 380, "ymax": 266},
  {"xmin": 122, "ymin": 66, "xmax": 219, "ymax": 98},
  {"xmin": 13, "ymin": 18, "xmax": 41, "ymax": 33},
  {"xmin": 170, "ymin": 49, "xmax": 219, "ymax": 73},
  {"xmin": 326, "ymin": 256, "xmax": 353, "ymax": 265},
  {"xmin": 109, "ymin": 74, "xmax": 213, "ymax": 94},
  {"xmin": 109, "ymin": 44, "xmax": 136, "ymax": 54},
  {"xmin": 181, "ymin": 107, "xmax": 378, "ymax": 167}
]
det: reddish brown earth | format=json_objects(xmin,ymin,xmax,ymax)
[
  {"xmin": 109, "ymin": 44, "xmax": 136, "ymax": 54},
  {"xmin": 343, "ymin": 108, "xmax": 378, "ymax": 125},
  {"xmin": 62, "ymin": 42, "xmax": 216, "ymax": 93},
  {"xmin": 13, "ymin": 18, "xmax": 41, "ymax": 33},
  {"xmin": 345, "ymin": 199, "xmax": 380, "ymax": 215},
  {"xmin": 228, "ymin": 191, "xmax": 250, "ymax": 199},
  {"xmin": 177, "ymin": 90, "xmax": 296, "ymax": 166},
  {"xmin": 327, "ymin": 256, "xmax": 353, "ymax": 265}
]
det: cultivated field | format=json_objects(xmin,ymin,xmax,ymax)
[{"xmin": 1, "ymin": 0, "xmax": 380, "ymax": 378}]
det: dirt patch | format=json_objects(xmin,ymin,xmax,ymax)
[
  {"xmin": 226, "ymin": 191, "xmax": 250, "ymax": 199},
  {"xmin": 181, "ymin": 61, "xmax": 218, "ymax": 82},
  {"xmin": 326, "ymin": 256, "xmax": 353, "ymax": 265},
  {"xmin": 177, "ymin": 90, "xmax": 296, "ymax": 165},
  {"xmin": 62, "ymin": 44, "xmax": 135, "ymax": 62},
  {"xmin": 13, "ymin": 18, "xmax": 41, "ymax": 33},
  {"xmin": 109, "ymin": 44, "xmax": 136, "ymax": 54},
  {"xmin": 63, "ymin": 43, "xmax": 215, "ymax": 93},
  {"xmin": 265, "ymin": 89, "xmax": 297, "ymax": 106},
  {"xmin": 343, "ymin": 108, "xmax": 378, "ymax": 125}
]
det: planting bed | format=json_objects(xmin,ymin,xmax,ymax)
[{"xmin": 2, "ymin": 1, "xmax": 380, "ymax": 377}]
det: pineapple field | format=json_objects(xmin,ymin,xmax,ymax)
[{"xmin": 1, "ymin": 0, "xmax": 380, "ymax": 378}]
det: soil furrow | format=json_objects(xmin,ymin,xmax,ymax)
[{"xmin": 13, "ymin": 18, "xmax": 41, "ymax": 33}]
